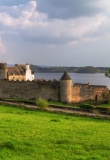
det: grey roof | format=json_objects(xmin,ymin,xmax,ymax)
[
  {"xmin": 8, "ymin": 64, "xmax": 26, "ymax": 76},
  {"xmin": 60, "ymin": 71, "xmax": 72, "ymax": 80}
]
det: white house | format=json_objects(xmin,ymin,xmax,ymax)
[
  {"xmin": 25, "ymin": 64, "xmax": 35, "ymax": 81},
  {"xmin": 0, "ymin": 63, "xmax": 35, "ymax": 81}
]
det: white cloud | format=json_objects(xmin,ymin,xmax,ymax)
[
  {"xmin": 0, "ymin": 1, "xmax": 110, "ymax": 50},
  {"xmin": 0, "ymin": 1, "xmax": 47, "ymax": 28},
  {"xmin": 91, "ymin": 0, "xmax": 110, "ymax": 11},
  {"xmin": 0, "ymin": 0, "xmax": 109, "ymax": 66},
  {"xmin": 0, "ymin": 38, "xmax": 6, "ymax": 54},
  {"xmin": 21, "ymin": 12, "xmax": 110, "ymax": 46}
]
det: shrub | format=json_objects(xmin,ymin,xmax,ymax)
[
  {"xmin": 78, "ymin": 104, "xmax": 95, "ymax": 110},
  {"xmin": 36, "ymin": 98, "xmax": 48, "ymax": 109},
  {"xmin": 95, "ymin": 106, "xmax": 110, "ymax": 114}
]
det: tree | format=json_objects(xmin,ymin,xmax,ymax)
[{"xmin": 105, "ymin": 68, "xmax": 110, "ymax": 78}]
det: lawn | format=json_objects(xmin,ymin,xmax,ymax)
[
  {"xmin": 0, "ymin": 105, "xmax": 110, "ymax": 160},
  {"xmin": 98, "ymin": 102, "xmax": 110, "ymax": 108}
]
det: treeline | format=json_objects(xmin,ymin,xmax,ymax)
[{"xmin": 30, "ymin": 65, "xmax": 109, "ymax": 73}]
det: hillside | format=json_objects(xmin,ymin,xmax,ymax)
[{"xmin": 30, "ymin": 65, "xmax": 109, "ymax": 73}]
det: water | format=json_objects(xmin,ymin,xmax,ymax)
[{"xmin": 35, "ymin": 73, "xmax": 110, "ymax": 89}]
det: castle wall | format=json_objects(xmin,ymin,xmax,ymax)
[
  {"xmin": 0, "ymin": 80, "xmax": 60, "ymax": 101},
  {"xmin": 0, "ymin": 79, "xmax": 109, "ymax": 103},
  {"xmin": 72, "ymin": 84, "xmax": 109, "ymax": 103},
  {"xmin": 0, "ymin": 63, "xmax": 7, "ymax": 79},
  {"xmin": 0, "ymin": 69, "xmax": 7, "ymax": 79}
]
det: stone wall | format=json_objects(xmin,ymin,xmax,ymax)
[
  {"xmin": 72, "ymin": 83, "xmax": 109, "ymax": 103},
  {"xmin": 0, "ymin": 63, "xmax": 7, "ymax": 79},
  {"xmin": 0, "ymin": 79, "xmax": 60, "ymax": 101},
  {"xmin": 0, "ymin": 79, "xmax": 109, "ymax": 103}
]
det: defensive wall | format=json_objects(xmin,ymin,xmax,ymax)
[
  {"xmin": 0, "ymin": 72, "xmax": 109, "ymax": 103},
  {"xmin": 0, "ymin": 79, "xmax": 60, "ymax": 101},
  {"xmin": 72, "ymin": 83, "xmax": 109, "ymax": 103}
]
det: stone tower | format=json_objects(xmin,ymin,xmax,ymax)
[
  {"xmin": 0, "ymin": 63, "xmax": 8, "ymax": 79},
  {"xmin": 60, "ymin": 71, "xmax": 72, "ymax": 103}
]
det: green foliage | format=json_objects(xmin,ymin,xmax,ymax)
[
  {"xmin": 98, "ymin": 102, "xmax": 110, "ymax": 108},
  {"xmin": 105, "ymin": 68, "xmax": 110, "ymax": 78},
  {"xmin": 4, "ymin": 98, "xmax": 36, "ymax": 105},
  {"xmin": 76, "ymin": 66, "xmax": 98, "ymax": 73},
  {"xmin": 78, "ymin": 103, "xmax": 95, "ymax": 110},
  {"xmin": 31, "ymin": 64, "xmax": 109, "ymax": 73},
  {"xmin": 95, "ymin": 106, "xmax": 110, "ymax": 114},
  {"xmin": 36, "ymin": 98, "xmax": 48, "ymax": 108},
  {"xmin": 0, "ymin": 105, "xmax": 110, "ymax": 160},
  {"xmin": 48, "ymin": 101, "xmax": 75, "ymax": 107}
]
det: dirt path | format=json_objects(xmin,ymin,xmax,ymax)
[{"xmin": 0, "ymin": 100, "xmax": 110, "ymax": 119}]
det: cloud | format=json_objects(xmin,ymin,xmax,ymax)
[
  {"xmin": 0, "ymin": 38, "xmax": 6, "ymax": 54},
  {"xmin": 21, "ymin": 13, "xmax": 109, "ymax": 46},
  {"xmin": 0, "ymin": 1, "xmax": 47, "ymax": 28},
  {"xmin": 0, "ymin": 0, "xmax": 28, "ymax": 6},
  {"xmin": 37, "ymin": 0, "xmax": 103, "ymax": 19},
  {"xmin": 0, "ymin": 1, "xmax": 110, "ymax": 66},
  {"xmin": 0, "ymin": 0, "xmax": 110, "ymax": 47}
]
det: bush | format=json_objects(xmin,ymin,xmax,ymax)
[
  {"xmin": 78, "ymin": 104, "xmax": 95, "ymax": 110},
  {"xmin": 95, "ymin": 106, "xmax": 110, "ymax": 114},
  {"xmin": 36, "ymin": 98, "xmax": 48, "ymax": 109}
]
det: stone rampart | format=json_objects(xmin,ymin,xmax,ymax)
[
  {"xmin": 0, "ymin": 79, "xmax": 60, "ymax": 101},
  {"xmin": 72, "ymin": 83, "xmax": 109, "ymax": 103},
  {"xmin": 0, "ymin": 79, "xmax": 109, "ymax": 103}
]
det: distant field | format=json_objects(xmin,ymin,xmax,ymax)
[{"xmin": 0, "ymin": 105, "xmax": 110, "ymax": 160}]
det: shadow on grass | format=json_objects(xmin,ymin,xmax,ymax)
[
  {"xmin": 56, "ymin": 140, "xmax": 70, "ymax": 145},
  {"xmin": 50, "ymin": 119, "xmax": 60, "ymax": 122},
  {"xmin": 0, "ymin": 141, "xmax": 15, "ymax": 150}
]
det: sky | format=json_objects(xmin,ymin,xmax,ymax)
[{"xmin": 0, "ymin": 0, "xmax": 110, "ymax": 67}]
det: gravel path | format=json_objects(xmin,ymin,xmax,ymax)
[{"xmin": 0, "ymin": 100, "xmax": 110, "ymax": 119}]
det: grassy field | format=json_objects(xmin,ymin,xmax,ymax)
[{"xmin": 0, "ymin": 105, "xmax": 110, "ymax": 160}]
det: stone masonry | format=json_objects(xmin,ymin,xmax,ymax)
[{"xmin": 0, "ymin": 71, "xmax": 109, "ymax": 103}]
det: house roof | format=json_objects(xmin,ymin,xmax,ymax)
[
  {"xmin": 7, "ymin": 64, "xmax": 26, "ymax": 76},
  {"xmin": 60, "ymin": 70, "xmax": 72, "ymax": 80}
]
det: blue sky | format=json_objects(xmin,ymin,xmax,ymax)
[{"xmin": 0, "ymin": 0, "xmax": 110, "ymax": 66}]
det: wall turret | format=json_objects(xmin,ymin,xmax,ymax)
[
  {"xmin": 0, "ymin": 63, "xmax": 8, "ymax": 79},
  {"xmin": 60, "ymin": 71, "xmax": 72, "ymax": 103}
]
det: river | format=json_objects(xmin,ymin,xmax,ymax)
[{"xmin": 35, "ymin": 73, "xmax": 110, "ymax": 89}]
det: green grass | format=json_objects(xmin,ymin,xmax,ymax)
[
  {"xmin": 4, "ymin": 98, "xmax": 36, "ymax": 104},
  {"xmin": 48, "ymin": 101, "xmax": 67, "ymax": 106},
  {"xmin": 48, "ymin": 101, "xmax": 77, "ymax": 107},
  {"xmin": 0, "ymin": 105, "xmax": 110, "ymax": 160},
  {"xmin": 98, "ymin": 102, "xmax": 110, "ymax": 108}
]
